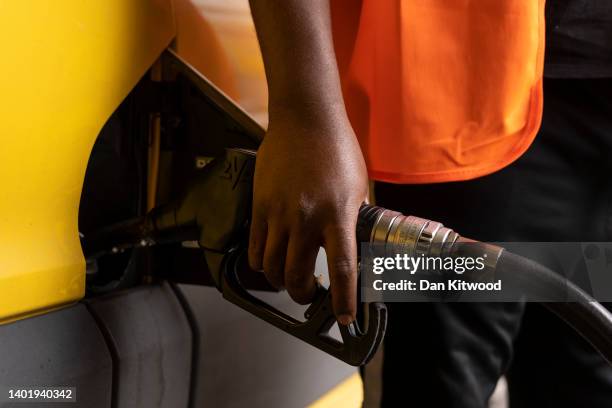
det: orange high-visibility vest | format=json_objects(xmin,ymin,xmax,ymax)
[{"xmin": 331, "ymin": 0, "xmax": 546, "ymax": 184}]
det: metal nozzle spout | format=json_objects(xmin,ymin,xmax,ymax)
[{"xmin": 358, "ymin": 204, "xmax": 503, "ymax": 271}]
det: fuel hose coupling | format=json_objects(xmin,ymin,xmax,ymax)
[{"xmin": 357, "ymin": 204, "xmax": 504, "ymax": 275}]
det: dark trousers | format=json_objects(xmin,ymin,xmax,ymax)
[{"xmin": 375, "ymin": 78, "xmax": 612, "ymax": 407}]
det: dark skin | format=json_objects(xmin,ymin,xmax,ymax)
[{"xmin": 248, "ymin": 0, "xmax": 367, "ymax": 325}]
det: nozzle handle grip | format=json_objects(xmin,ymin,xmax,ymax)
[{"xmin": 221, "ymin": 250, "xmax": 387, "ymax": 366}]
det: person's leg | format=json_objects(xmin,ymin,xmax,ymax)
[
  {"xmin": 506, "ymin": 78, "xmax": 612, "ymax": 408},
  {"xmin": 375, "ymin": 168, "xmax": 526, "ymax": 407}
]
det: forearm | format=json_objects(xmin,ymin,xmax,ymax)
[{"xmin": 248, "ymin": 0, "xmax": 346, "ymax": 123}]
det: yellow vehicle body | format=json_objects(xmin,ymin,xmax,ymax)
[{"xmin": 0, "ymin": 0, "xmax": 175, "ymax": 322}]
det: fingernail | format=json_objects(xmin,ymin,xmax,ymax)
[{"xmin": 338, "ymin": 314, "xmax": 353, "ymax": 326}]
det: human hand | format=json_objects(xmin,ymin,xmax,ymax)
[{"xmin": 248, "ymin": 107, "xmax": 368, "ymax": 325}]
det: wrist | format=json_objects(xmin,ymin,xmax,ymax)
[{"xmin": 268, "ymin": 98, "xmax": 351, "ymax": 132}]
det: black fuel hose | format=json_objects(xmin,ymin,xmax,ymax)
[{"xmin": 496, "ymin": 251, "xmax": 612, "ymax": 365}]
